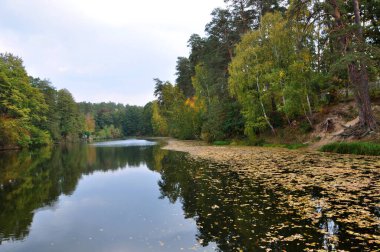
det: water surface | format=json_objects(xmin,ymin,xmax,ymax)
[{"xmin": 0, "ymin": 139, "xmax": 379, "ymax": 251}]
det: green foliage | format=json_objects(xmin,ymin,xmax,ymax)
[
  {"xmin": 175, "ymin": 57, "xmax": 194, "ymax": 97},
  {"xmin": 0, "ymin": 54, "xmax": 54, "ymax": 148},
  {"xmin": 94, "ymin": 124, "xmax": 123, "ymax": 140},
  {"xmin": 152, "ymin": 82, "xmax": 202, "ymax": 140},
  {"xmin": 0, "ymin": 117, "xmax": 30, "ymax": 148},
  {"xmin": 299, "ymin": 121, "xmax": 313, "ymax": 134},
  {"xmin": 123, "ymin": 105, "xmax": 143, "ymax": 136},
  {"xmin": 0, "ymin": 53, "xmax": 103, "ymax": 148},
  {"xmin": 77, "ymin": 102, "xmax": 153, "ymax": 139},
  {"xmin": 0, "ymin": 54, "xmax": 47, "ymax": 122},
  {"xmin": 263, "ymin": 143, "xmax": 308, "ymax": 150},
  {"xmin": 320, "ymin": 142, "xmax": 380, "ymax": 156},
  {"xmin": 212, "ymin": 140, "xmax": 230, "ymax": 146},
  {"xmin": 154, "ymin": 0, "xmax": 374, "ymax": 144},
  {"xmin": 30, "ymin": 77, "xmax": 61, "ymax": 140},
  {"xmin": 200, "ymin": 100, "xmax": 226, "ymax": 142},
  {"xmin": 29, "ymin": 126, "xmax": 51, "ymax": 147},
  {"xmin": 3, "ymin": 0, "xmax": 379, "ymax": 148},
  {"xmin": 229, "ymin": 12, "xmax": 320, "ymax": 138},
  {"xmin": 57, "ymin": 89, "xmax": 83, "ymax": 140},
  {"xmin": 141, "ymin": 102, "xmax": 154, "ymax": 136},
  {"xmin": 151, "ymin": 101, "xmax": 168, "ymax": 136}
]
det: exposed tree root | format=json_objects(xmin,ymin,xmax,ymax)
[
  {"xmin": 322, "ymin": 118, "xmax": 334, "ymax": 132},
  {"xmin": 339, "ymin": 123, "xmax": 373, "ymax": 138}
]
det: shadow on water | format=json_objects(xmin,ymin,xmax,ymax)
[{"xmin": 0, "ymin": 142, "xmax": 379, "ymax": 251}]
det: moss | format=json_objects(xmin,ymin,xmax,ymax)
[{"xmin": 320, "ymin": 142, "xmax": 380, "ymax": 156}]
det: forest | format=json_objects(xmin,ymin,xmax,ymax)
[
  {"xmin": 0, "ymin": 54, "xmax": 152, "ymax": 149},
  {"xmin": 151, "ymin": 0, "xmax": 380, "ymax": 143},
  {"xmin": 0, "ymin": 0, "xmax": 379, "ymax": 149}
]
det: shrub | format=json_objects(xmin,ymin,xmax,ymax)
[
  {"xmin": 29, "ymin": 126, "xmax": 52, "ymax": 147},
  {"xmin": 320, "ymin": 142, "xmax": 380, "ymax": 156}
]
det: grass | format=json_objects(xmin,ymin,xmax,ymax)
[
  {"xmin": 263, "ymin": 143, "xmax": 308, "ymax": 150},
  {"xmin": 212, "ymin": 140, "xmax": 231, "ymax": 146},
  {"xmin": 227, "ymin": 138, "xmax": 308, "ymax": 149},
  {"xmin": 320, "ymin": 142, "xmax": 380, "ymax": 156}
]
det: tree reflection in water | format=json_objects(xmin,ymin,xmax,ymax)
[
  {"xmin": 0, "ymin": 144, "xmax": 378, "ymax": 251},
  {"xmin": 156, "ymin": 151, "xmax": 379, "ymax": 251},
  {"xmin": 0, "ymin": 144, "xmax": 157, "ymax": 244}
]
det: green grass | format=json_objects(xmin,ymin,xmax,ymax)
[
  {"xmin": 320, "ymin": 142, "xmax": 380, "ymax": 156},
  {"xmin": 212, "ymin": 140, "xmax": 231, "ymax": 146},
  {"xmin": 263, "ymin": 143, "xmax": 308, "ymax": 150}
]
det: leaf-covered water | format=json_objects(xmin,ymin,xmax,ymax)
[{"xmin": 0, "ymin": 140, "xmax": 379, "ymax": 251}]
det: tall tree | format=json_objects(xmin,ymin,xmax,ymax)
[
  {"xmin": 224, "ymin": 0, "xmax": 287, "ymax": 32},
  {"xmin": 0, "ymin": 54, "xmax": 50, "ymax": 147},
  {"xmin": 346, "ymin": 0, "xmax": 377, "ymax": 131},
  {"xmin": 205, "ymin": 8, "xmax": 237, "ymax": 61},
  {"xmin": 30, "ymin": 77, "xmax": 60, "ymax": 140},
  {"xmin": 291, "ymin": 0, "xmax": 378, "ymax": 134},
  {"xmin": 175, "ymin": 57, "xmax": 194, "ymax": 97},
  {"xmin": 123, "ymin": 105, "xmax": 143, "ymax": 136},
  {"xmin": 57, "ymin": 89, "xmax": 83, "ymax": 140},
  {"xmin": 229, "ymin": 12, "xmax": 318, "ymax": 137}
]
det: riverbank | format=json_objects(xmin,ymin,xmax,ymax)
[{"xmin": 163, "ymin": 139, "xmax": 380, "ymax": 247}]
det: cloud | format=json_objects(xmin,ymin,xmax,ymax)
[{"xmin": 0, "ymin": 0, "xmax": 225, "ymax": 106}]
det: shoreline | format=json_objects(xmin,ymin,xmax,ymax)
[{"xmin": 162, "ymin": 139, "xmax": 325, "ymax": 165}]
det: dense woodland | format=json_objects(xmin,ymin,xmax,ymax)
[
  {"xmin": 0, "ymin": 54, "xmax": 152, "ymax": 149},
  {"xmin": 151, "ymin": 0, "xmax": 380, "ymax": 142},
  {"xmin": 0, "ymin": 0, "xmax": 379, "ymax": 149}
]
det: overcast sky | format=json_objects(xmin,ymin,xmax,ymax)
[{"xmin": 0, "ymin": 0, "xmax": 225, "ymax": 106}]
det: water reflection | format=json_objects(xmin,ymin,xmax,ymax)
[
  {"xmin": 156, "ymin": 152, "xmax": 380, "ymax": 251},
  {"xmin": 0, "ymin": 141, "xmax": 378, "ymax": 251},
  {"xmin": 0, "ymin": 143, "xmax": 158, "ymax": 244}
]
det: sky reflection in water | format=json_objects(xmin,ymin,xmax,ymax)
[{"xmin": 0, "ymin": 139, "xmax": 378, "ymax": 251}]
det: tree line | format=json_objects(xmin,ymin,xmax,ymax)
[
  {"xmin": 0, "ymin": 53, "xmax": 151, "ymax": 149},
  {"xmin": 151, "ymin": 0, "xmax": 380, "ymax": 142},
  {"xmin": 1, "ymin": 0, "xmax": 379, "ymax": 148}
]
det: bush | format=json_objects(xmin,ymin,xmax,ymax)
[
  {"xmin": 0, "ymin": 117, "xmax": 30, "ymax": 148},
  {"xmin": 263, "ymin": 143, "xmax": 308, "ymax": 149},
  {"xmin": 320, "ymin": 142, "xmax": 380, "ymax": 156},
  {"xmin": 247, "ymin": 138, "xmax": 266, "ymax": 146},
  {"xmin": 299, "ymin": 121, "xmax": 313, "ymax": 134},
  {"xmin": 29, "ymin": 126, "xmax": 52, "ymax": 147},
  {"xmin": 94, "ymin": 125, "xmax": 123, "ymax": 140}
]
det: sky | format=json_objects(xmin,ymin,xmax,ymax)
[{"xmin": 0, "ymin": 0, "xmax": 225, "ymax": 106}]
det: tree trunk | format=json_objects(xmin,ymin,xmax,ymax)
[
  {"xmin": 349, "ymin": 0, "xmax": 377, "ymax": 130},
  {"xmin": 348, "ymin": 63, "xmax": 377, "ymax": 130},
  {"xmin": 329, "ymin": 0, "xmax": 377, "ymax": 133},
  {"xmin": 256, "ymin": 77, "xmax": 275, "ymax": 134},
  {"xmin": 306, "ymin": 93, "xmax": 312, "ymax": 115},
  {"xmin": 282, "ymin": 95, "xmax": 291, "ymax": 125}
]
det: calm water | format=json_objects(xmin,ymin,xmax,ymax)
[{"xmin": 0, "ymin": 140, "xmax": 378, "ymax": 251}]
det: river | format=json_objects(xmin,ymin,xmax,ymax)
[{"xmin": 0, "ymin": 139, "xmax": 379, "ymax": 251}]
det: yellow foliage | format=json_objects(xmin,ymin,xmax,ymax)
[
  {"xmin": 151, "ymin": 101, "xmax": 168, "ymax": 136},
  {"xmin": 185, "ymin": 97, "xmax": 196, "ymax": 108},
  {"xmin": 184, "ymin": 96, "xmax": 205, "ymax": 113},
  {"xmin": 84, "ymin": 114, "xmax": 95, "ymax": 133}
]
